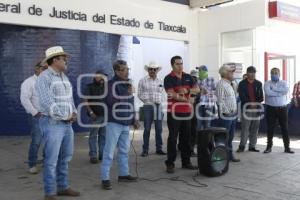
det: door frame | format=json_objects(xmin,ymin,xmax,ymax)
[{"xmin": 264, "ymin": 52, "xmax": 296, "ymax": 81}]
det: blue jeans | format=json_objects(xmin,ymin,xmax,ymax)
[
  {"xmin": 101, "ymin": 122, "xmax": 130, "ymax": 181},
  {"xmin": 39, "ymin": 116, "xmax": 74, "ymax": 196},
  {"xmin": 28, "ymin": 115, "xmax": 43, "ymax": 168},
  {"xmin": 89, "ymin": 116, "xmax": 106, "ymax": 159},
  {"xmin": 197, "ymin": 106, "xmax": 213, "ymax": 130},
  {"xmin": 142, "ymin": 104, "xmax": 163, "ymax": 153},
  {"xmin": 220, "ymin": 117, "xmax": 237, "ymax": 158}
]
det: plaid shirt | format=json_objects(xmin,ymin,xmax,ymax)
[
  {"xmin": 138, "ymin": 76, "xmax": 164, "ymax": 104},
  {"xmin": 216, "ymin": 78, "xmax": 237, "ymax": 115},
  {"xmin": 292, "ymin": 81, "xmax": 300, "ymax": 104},
  {"xmin": 197, "ymin": 77, "xmax": 217, "ymax": 107},
  {"xmin": 36, "ymin": 67, "xmax": 76, "ymax": 120}
]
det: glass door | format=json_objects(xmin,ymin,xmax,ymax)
[{"xmin": 264, "ymin": 52, "xmax": 296, "ymax": 98}]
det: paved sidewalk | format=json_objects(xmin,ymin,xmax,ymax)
[{"xmin": 1, "ymin": 127, "xmax": 300, "ymax": 200}]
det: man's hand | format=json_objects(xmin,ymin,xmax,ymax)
[
  {"xmin": 133, "ymin": 120, "xmax": 140, "ymax": 130},
  {"xmin": 128, "ymin": 85, "xmax": 135, "ymax": 95},
  {"xmin": 177, "ymin": 94, "xmax": 188, "ymax": 102},
  {"xmin": 294, "ymin": 100, "xmax": 299, "ymax": 107},
  {"xmin": 67, "ymin": 112, "xmax": 77, "ymax": 122},
  {"xmin": 189, "ymin": 97, "xmax": 195, "ymax": 104},
  {"xmin": 201, "ymin": 88, "xmax": 208, "ymax": 95},
  {"xmin": 178, "ymin": 88, "xmax": 188, "ymax": 94},
  {"xmin": 90, "ymin": 112, "xmax": 97, "ymax": 121},
  {"xmin": 34, "ymin": 112, "xmax": 42, "ymax": 118},
  {"xmin": 71, "ymin": 112, "xmax": 77, "ymax": 122}
]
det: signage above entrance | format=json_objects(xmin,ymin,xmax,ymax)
[
  {"xmin": 269, "ymin": 1, "xmax": 300, "ymax": 24},
  {"xmin": 0, "ymin": 0, "xmax": 191, "ymax": 41}
]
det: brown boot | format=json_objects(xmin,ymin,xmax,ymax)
[
  {"xmin": 45, "ymin": 195, "xmax": 57, "ymax": 200},
  {"xmin": 57, "ymin": 188, "xmax": 80, "ymax": 196}
]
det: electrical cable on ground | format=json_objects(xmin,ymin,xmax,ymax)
[{"xmin": 130, "ymin": 128, "xmax": 208, "ymax": 188}]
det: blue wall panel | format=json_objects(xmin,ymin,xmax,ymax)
[{"xmin": 0, "ymin": 24, "xmax": 120, "ymax": 136}]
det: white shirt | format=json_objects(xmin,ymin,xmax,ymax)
[
  {"xmin": 216, "ymin": 78, "xmax": 237, "ymax": 115},
  {"xmin": 264, "ymin": 80, "xmax": 289, "ymax": 107},
  {"xmin": 20, "ymin": 75, "xmax": 39, "ymax": 116},
  {"xmin": 138, "ymin": 76, "xmax": 164, "ymax": 104}
]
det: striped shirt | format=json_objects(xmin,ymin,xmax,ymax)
[
  {"xmin": 292, "ymin": 81, "xmax": 300, "ymax": 105},
  {"xmin": 36, "ymin": 67, "xmax": 76, "ymax": 121},
  {"xmin": 264, "ymin": 80, "xmax": 289, "ymax": 107},
  {"xmin": 216, "ymin": 78, "xmax": 237, "ymax": 115},
  {"xmin": 20, "ymin": 75, "xmax": 39, "ymax": 116},
  {"xmin": 138, "ymin": 76, "xmax": 164, "ymax": 104}
]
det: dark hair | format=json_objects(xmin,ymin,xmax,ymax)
[
  {"xmin": 113, "ymin": 60, "xmax": 127, "ymax": 71},
  {"xmin": 170, "ymin": 56, "xmax": 182, "ymax": 66},
  {"xmin": 271, "ymin": 67, "xmax": 280, "ymax": 73},
  {"xmin": 46, "ymin": 55, "xmax": 60, "ymax": 66},
  {"xmin": 247, "ymin": 66, "xmax": 256, "ymax": 73},
  {"xmin": 35, "ymin": 61, "xmax": 42, "ymax": 68},
  {"xmin": 95, "ymin": 70, "xmax": 107, "ymax": 76}
]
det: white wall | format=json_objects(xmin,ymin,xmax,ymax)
[
  {"xmin": 197, "ymin": 0, "xmax": 267, "ymax": 79},
  {"xmin": 131, "ymin": 37, "xmax": 188, "ymax": 109}
]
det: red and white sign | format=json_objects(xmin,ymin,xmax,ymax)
[{"xmin": 269, "ymin": 1, "xmax": 300, "ymax": 24}]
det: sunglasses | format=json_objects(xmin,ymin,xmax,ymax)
[{"xmin": 148, "ymin": 68, "xmax": 158, "ymax": 71}]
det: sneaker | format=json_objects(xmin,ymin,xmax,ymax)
[
  {"xmin": 118, "ymin": 175, "xmax": 138, "ymax": 182},
  {"xmin": 28, "ymin": 166, "xmax": 38, "ymax": 174},
  {"xmin": 182, "ymin": 163, "xmax": 198, "ymax": 170},
  {"xmin": 57, "ymin": 188, "xmax": 80, "ymax": 196},
  {"xmin": 156, "ymin": 150, "xmax": 166, "ymax": 155},
  {"xmin": 90, "ymin": 157, "xmax": 99, "ymax": 164},
  {"xmin": 102, "ymin": 180, "xmax": 112, "ymax": 190},
  {"xmin": 44, "ymin": 195, "xmax": 57, "ymax": 200}
]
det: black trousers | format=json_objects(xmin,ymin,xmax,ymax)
[
  {"xmin": 190, "ymin": 112, "xmax": 197, "ymax": 152},
  {"xmin": 166, "ymin": 112, "xmax": 191, "ymax": 166},
  {"xmin": 266, "ymin": 105, "xmax": 290, "ymax": 149}
]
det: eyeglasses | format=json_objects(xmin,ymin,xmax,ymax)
[{"xmin": 148, "ymin": 68, "xmax": 158, "ymax": 71}]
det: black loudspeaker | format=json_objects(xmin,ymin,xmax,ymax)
[{"xmin": 197, "ymin": 127, "xmax": 229, "ymax": 177}]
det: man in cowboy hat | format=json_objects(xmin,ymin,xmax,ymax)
[
  {"xmin": 20, "ymin": 61, "xmax": 48, "ymax": 174},
  {"xmin": 36, "ymin": 46, "xmax": 80, "ymax": 200},
  {"xmin": 138, "ymin": 62, "xmax": 166, "ymax": 157}
]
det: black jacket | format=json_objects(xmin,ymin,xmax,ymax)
[
  {"xmin": 238, "ymin": 79, "xmax": 264, "ymax": 110},
  {"xmin": 85, "ymin": 79, "xmax": 105, "ymax": 116}
]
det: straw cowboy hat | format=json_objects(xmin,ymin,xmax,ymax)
[
  {"xmin": 42, "ymin": 46, "xmax": 69, "ymax": 64},
  {"xmin": 144, "ymin": 61, "xmax": 162, "ymax": 72}
]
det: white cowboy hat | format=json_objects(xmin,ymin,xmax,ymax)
[
  {"xmin": 190, "ymin": 70, "xmax": 198, "ymax": 78},
  {"xmin": 144, "ymin": 61, "xmax": 162, "ymax": 72},
  {"xmin": 42, "ymin": 46, "xmax": 69, "ymax": 64}
]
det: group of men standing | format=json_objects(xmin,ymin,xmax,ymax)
[{"xmin": 20, "ymin": 46, "xmax": 295, "ymax": 200}]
